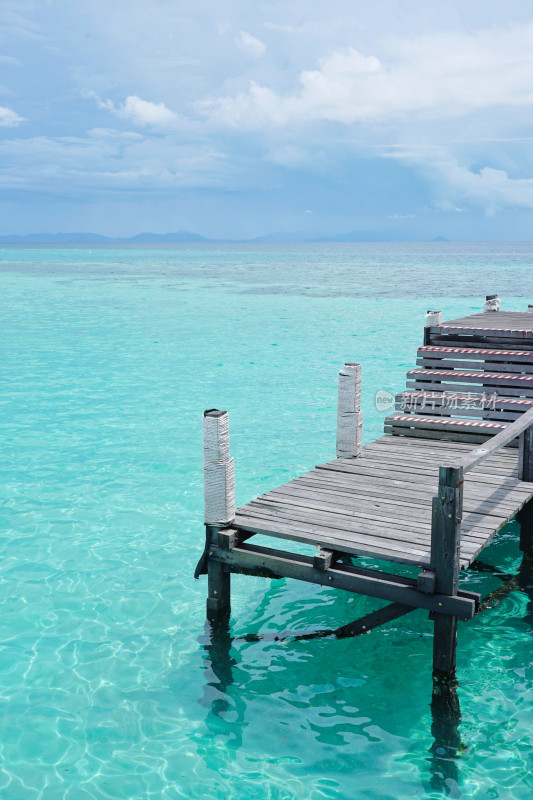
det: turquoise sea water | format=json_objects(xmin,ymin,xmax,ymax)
[{"xmin": 2, "ymin": 241, "xmax": 533, "ymax": 799}]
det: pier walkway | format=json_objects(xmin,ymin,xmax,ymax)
[{"xmin": 196, "ymin": 300, "xmax": 533, "ymax": 675}]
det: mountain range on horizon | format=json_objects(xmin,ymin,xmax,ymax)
[{"xmin": 0, "ymin": 230, "xmax": 451, "ymax": 244}]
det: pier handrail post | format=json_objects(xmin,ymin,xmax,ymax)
[
  {"xmin": 452, "ymin": 405, "xmax": 533, "ymax": 476},
  {"xmin": 424, "ymin": 311, "xmax": 442, "ymax": 346},
  {"xmin": 336, "ymin": 363, "xmax": 362, "ymax": 458},
  {"xmin": 483, "ymin": 294, "xmax": 500, "ymax": 312},
  {"xmin": 431, "ymin": 465, "xmax": 464, "ymax": 673},
  {"xmin": 202, "ymin": 409, "xmax": 235, "ymax": 620},
  {"xmin": 519, "ymin": 423, "xmax": 533, "ymax": 482}
]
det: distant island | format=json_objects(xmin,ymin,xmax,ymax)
[{"xmin": 0, "ymin": 230, "xmax": 450, "ymax": 244}]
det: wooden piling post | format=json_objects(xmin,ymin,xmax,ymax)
[
  {"xmin": 518, "ymin": 424, "xmax": 533, "ymax": 482},
  {"xmin": 518, "ymin": 422, "xmax": 533, "ymax": 555},
  {"xmin": 336, "ymin": 363, "xmax": 362, "ymax": 458},
  {"xmin": 431, "ymin": 465, "xmax": 463, "ymax": 673},
  {"xmin": 483, "ymin": 294, "xmax": 500, "ymax": 312},
  {"xmin": 424, "ymin": 311, "xmax": 442, "ymax": 345},
  {"xmin": 203, "ymin": 409, "xmax": 234, "ymax": 621}
]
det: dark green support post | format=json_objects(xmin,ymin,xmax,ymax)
[
  {"xmin": 431, "ymin": 465, "xmax": 463, "ymax": 674},
  {"xmin": 518, "ymin": 425, "xmax": 533, "ymax": 556},
  {"xmin": 207, "ymin": 558, "xmax": 231, "ymax": 621}
]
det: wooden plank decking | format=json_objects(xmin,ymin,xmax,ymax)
[{"xmin": 234, "ymin": 435, "xmax": 533, "ymax": 570}]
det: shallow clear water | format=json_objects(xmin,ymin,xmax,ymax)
[{"xmin": 1, "ymin": 241, "xmax": 533, "ymax": 799}]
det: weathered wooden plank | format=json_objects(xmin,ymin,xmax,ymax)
[
  {"xmin": 265, "ymin": 478, "xmax": 523, "ymax": 518},
  {"xmin": 418, "ymin": 345, "xmax": 533, "ymax": 363},
  {"xmin": 359, "ymin": 442, "xmax": 521, "ymax": 472},
  {"xmin": 386, "ymin": 414, "xmax": 509, "ymax": 433},
  {"xmin": 238, "ymin": 503, "xmax": 485, "ymax": 557},
  {"xmin": 233, "ymin": 511, "xmax": 433, "ymax": 561},
  {"xmin": 365, "ymin": 436, "xmax": 522, "ymax": 463},
  {"xmin": 396, "ymin": 406, "xmax": 524, "ymax": 424},
  {"xmin": 276, "ymin": 471, "xmax": 524, "ymax": 504},
  {"xmin": 246, "ymin": 500, "xmax": 511, "ymax": 552},
  {"xmin": 407, "ymin": 369, "xmax": 533, "ymax": 394},
  {"xmin": 292, "ymin": 476, "xmax": 531, "ymax": 511},
  {"xmin": 431, "ymin": 324, "xmax": 533, "ymax": 339},
  {"xmin": 428, "ymin": 336, "xmax": 533, "ymax": 351},
  {"xmin": 298, "ymin": 475, "xmax": 531, "ymax": 514},
  {"xmin": 345, "ymin": 450, "xmax": 518, "ymax": 476},
  {"xmin": 316, "ymin": 459, "xmax": 516, "ymax": 485},
  {"xmin": 265, "ymin": 483, "xmax": 524, "ymax": 522},
  {"xmin": 386, "ymin": 425, "xmax": 509, "ymax": 446},
  {"xmin": 395, "ymin": 392, "xmax": 533, "ymax": 413},
  {"xmin": 417, "ymin": 357, "xmax": 533, "ymax": 374}
]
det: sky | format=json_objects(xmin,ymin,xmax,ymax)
[{"xmin": 2, "ymin": 1, "xmax": 533, "ymax": 239}]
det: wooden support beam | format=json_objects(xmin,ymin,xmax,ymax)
[
  {"xmin": 431, "ymin": 466, "xmax": 463, "ymax": 673},
  {"xmin": 336, "ymin": 363, "xmax": 362, "ymax": 458},
  {"xmin": 210, "ymin": 541, "xmax": 478, "ymax": 619}
]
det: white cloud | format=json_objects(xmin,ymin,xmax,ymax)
[
  {"xmin": 0, "ymin": 105, "xmax": 24, "ymax": 126},
  {"xmin": 235, "ymin": 31, "xmax": 266, "ymax": 58},
  {"xmin": 262, "ymin": 22, "xmax": 301, "ymax": 34},
  {"xmin": 0, "ymin": 128, "xmax": 230, "ymax": 192},
  {"xmin": 387, "ymin": 148, "xmax": 533, "ymax": 213},
  {"xmin": 118, "ymin": 95, "xmax": 177, "ymax": 126},
  {"xmin": 0, "ymin": 55, "xmax": 21, "ymax": 66},
  {"xmin": 200, "ymin": 23, "xmax": 533, "ymax": 128},
  {"xmin": 88, "ymin": 92, "xmax": 177, "ymax": 127}
]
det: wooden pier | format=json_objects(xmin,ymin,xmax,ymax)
[{"xmin": 196, "ymin": 299, "xmax": 533, "ymax": 677}]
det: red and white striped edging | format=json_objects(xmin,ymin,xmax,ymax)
[
  {"xmin": 408, "ymin": 369, "xmax": 533, "ymax": 382},
  {"xmin": 418, "ymin": 345, "xmax": 533, "ymax": 357},
  {"xmin": 399, "ymin": 391, "xmax": 533, "ymax": 406},
  {"xmin": 390, "ymin": 415, "xmax": 506, "ymax": 429}
]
